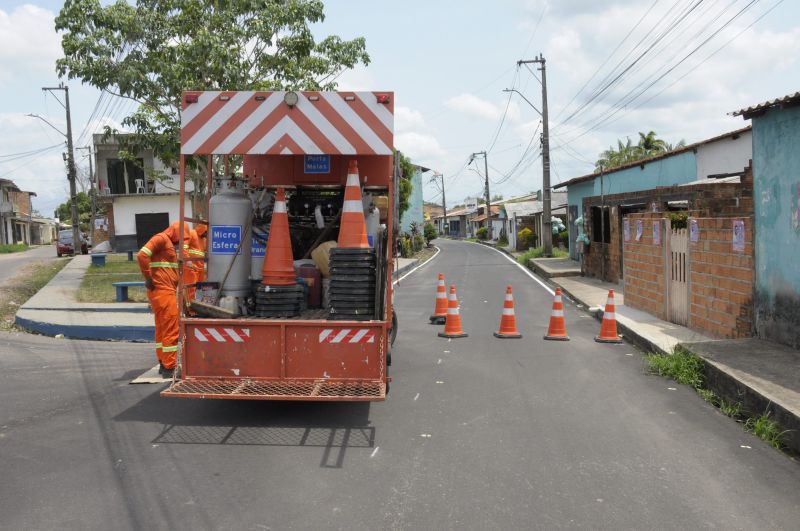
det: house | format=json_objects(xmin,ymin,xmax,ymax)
[
  {"xmin": 554, "ymin": 127, "xmax": 753, "ymax": 282},
  {"xmin": 0, "ymin": 178, "xmax": 37, "ymax": 245},
  {"xmin": 423, "ymin": 202, "xmax": 443, "ymax": 222},
  {"xmin": 733, "ymin": 91, "xmax": 800, "ymax": 349},
  {"xmin": 431, "ymin": 206, "xmax": 469, "ymax": 237},
  {"xmin": 467, "ymin": 204, "xmax": 500, "ymax": 238},
  {"xmin": 30, "ymin": 217, "xmax": 58, "ymax": 245},
  {"xmin": 493, "ymin": 191, "xmax": 568, "ymax": 249},
  {"xmin": 93, "ymin": 133, "xmax": 193, "ymax": 252}
]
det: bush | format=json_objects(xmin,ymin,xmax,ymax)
[
  {"xmin": 669, "ymin": 212, "xmax": 688, "ymax": 229},
  {"xmin": 497, "ymin": 234, "xmax": 508, "ymax": 247},
  {"xmin": 423, "ymin": 223, "xmax": 437, "ymax": 244},
  {"xmin": 413, "ymin": 234, "xmax": 425, "ymax": 252},
  {"xmin": 556, "ymin": 229, "xmax": 569, "ymax": 248},
  {"xmin": 476, "ymin": 226, "xmax": 488, "ymax": 240},
  {"xmin": 400, "ymin": 236, "xmax": 413, "ymax": 258},
  {"xmin": 517, "ymin": 227, "xmax": 535, "ymax": 250}
]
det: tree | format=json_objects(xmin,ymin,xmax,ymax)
[
  {"xmin": 57, "ymin": 192, "xmax": 92, "ymax": 232},
  {"xmin": 491, "ymin": 194, "xmax": 504, "ymax": 202},
  {"xmin": 395, "ymin": 150, "xmax": 414, "ymax": 220},
  {"xmin": 55, "ymin": 0, "xmax": 370, "ymax": 213},
  {"xmin": 595, "ymin": 131, "xmax": 685, "ymax": 171}
]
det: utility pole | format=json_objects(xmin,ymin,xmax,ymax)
[
  {"xmin": 43, "ymin": 83, "xmax": 81, "ymax": 253},
  {"xmin": 518, "ymin": 55, "xmax": 552, "ymax": 256},
  {"xmin": 432, "ymin": 172, "xmax": 447, "ymax": 236},
  {"xmin": 77, "ymin": 146, "xmax": 96, "ymax": 247},
  {"xmin": 469, "ymin": 151, "xmax": 491, "ymax": 239}
]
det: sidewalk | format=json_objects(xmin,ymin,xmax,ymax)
[
  {"xmin": 553, "ymin": 274, "xmax": 800, "ymax": 454},
  {"xmin": 15, "ymin": 254, "xmax": 422, "ymax": 342},
  {"xmin": 15, "ymin": 255, "xmax": 154, "ymax": 341}
]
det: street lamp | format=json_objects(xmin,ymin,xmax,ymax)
[{"xmin": 27, "ymin": 114, "xmax": 66, "ymax": 138}]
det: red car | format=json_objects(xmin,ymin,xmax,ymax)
[{"xmin": 57, "ymin": 229, "xmax": 88, "ymax": 256}]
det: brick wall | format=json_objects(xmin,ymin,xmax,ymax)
[
  {"xmin": 688, "ymin": 217, "xmax": 754, "ymax": 338},
  {"xmin": 623, "ymin": 212, "xmax": 667, "ymax": 320}
]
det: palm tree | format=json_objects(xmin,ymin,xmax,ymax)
[
  {"xmin": 637, "ymin": 130, "xmax": 667, "ymax": 157},
  {"xmin": 595, "ymin": 131, "xmax": 684, "ymax": 171}
]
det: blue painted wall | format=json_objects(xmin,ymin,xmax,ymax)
[
  {"xmin": 400, "ymin": 168, "xmax": 425, "ymax": 234},
  {"xmin": 564, "ymin": 150, "xmax": 697, "ymax": 257},
  {"xmin": 751, "ymin": 105, "xmax": 800, "ymax": 348}
]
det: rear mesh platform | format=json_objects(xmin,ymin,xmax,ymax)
[{"xmin": 161, "ymin": 378, "xmax": 385, "ymax": 401}]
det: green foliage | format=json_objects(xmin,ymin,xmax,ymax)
[
  {"xmin": 497, "ymin": 234, "xmax": 508, "ymax": 247},
  {"xmin": 412, "ymin": 234, "xmax": 425, "ymax": 252},
  {"xmin": 0, "ymin": 244, "xmax": 28, "ymax": 254},
  {"xmin": 645, "ymin": 347, "xmax": 705, "ymax": 388},
  {"xmin": 517, "ymin": 227, "xmax": 535, "ymax": 250},
  {"xmin": 395, "ymin": 150, "xmax": 414, "ymax": 221},
  {"xmin": 423, "ymin": 223, "xmax": 437, "ymax": 244},
  {"xmin": 55, "ymin": 0, "xmax": 370, "ymax": 169},
  {"xmin": 476, "ymin": 226, "xmax": 488, "ymax": 240},
  {"xmin": 745, "ymin": 411, "xmax": 786, "ymax": 449},
  {"xmin": 56, "ymin": 192, "xmax": 92, "ymax": 231},
  {"xmin": 669, "ymin": 212, "xmax": 688, "ymax": 229},
  {"xmin": 400, "ymin": 236, "xmax": 413, "ymax": 258},
  {"xmin": 491, "ymin": 194, "xmax": 504, "ymax": 201},
  {"xmin": 517, "ymin": 246, "xmax": 569, "ymax": 265},
  {"xmin": 555, "ymin": 229, "xmax": 569, "ymax": 247},
  {"xmin": 595, "ymin": 131, "xmax": 686, "ymax": 171}
]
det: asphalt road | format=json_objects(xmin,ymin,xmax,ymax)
[
  {"xmin": 0, "ymin": 244, "xmax": 59, "ymax": 285},
  {"xmin": 1, "ymin": 239, "xmax": 798, "ymax": 530}
]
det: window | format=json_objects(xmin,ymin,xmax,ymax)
[
  {"xmin": 107, "ymin": 158, "xmax": 145, "ymax": 194},
  {"xmin": 590, "ymin": 206, "xmax": 610, "ymax": 243}
]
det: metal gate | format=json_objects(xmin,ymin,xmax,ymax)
[{"xmin": 668, "ymin": 228, "xmax": 689, "ymax": 325}]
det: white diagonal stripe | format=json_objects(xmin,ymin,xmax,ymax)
[
  {"xmin": 350, "ymin": 329, "xmax": 369, "ymax": 343},
  {"xmin": 181, "ymin": 91, "xmax": 220, "ymax": 127},
  {"xmin": 241, "ymin": 328, "xmax": 250, "ymax": 337},
  {"xmin": 332, "ymin": 329, "xmax": 350, "ymax": 343},
  {"xmin": 355, "ymin": 92, "xmax": 394, "ymax": 132},
  {"xmin": 366, "ymin": 331, "xmax": 375, "ymax": 343},
  {"xmin": 194, "ymin": 328, "xmax": 208, "ymax": 342},
  {"xmin": 319, "ymin": 329, "xmax": 333, "ymax": 342},
  {"xmin": 321, "ymin": 93, "xmax": 390, "ymax": 154},
  {"xmin": 207, "ymin": 328, "xmax": 226, "ymax": 342},
  {"xmin": 212, "ymin": 93, "xmax": 283, "ymax": 153},
  {"xmin": 297, "ymin": 95, "xmax": 355, "ymax": 153},
  {"xmin": 280, "ymin": 147, "xmax": 293, "ymax": 154},
  {"xmin": 224, "ymin": 328, "xmax": 244, "ymax": 342},
  {"xmin": 183, "ymin": 91, "xmax": 254, "ymax": 154},
  {"xmin": 248, "ymin": 116, "xmax": 321, "ymax": 154}
]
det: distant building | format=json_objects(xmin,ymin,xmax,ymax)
[
  {"xmin": 93, "ymin": 133, "xmax": 193, "ymax": 252},
  {"xmin": 0, "ymin": 178, "xmax": 37, "ymax": 245},
  {"xmin": 400, "ymin": 165, "xmax": 425, "ymax": 234},
  {"xmin": 733, "ymin": 92, "xmax": 800, "ymax": 349}
]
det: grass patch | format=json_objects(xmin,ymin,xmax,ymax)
[
  {"xmin": 0, "ymin": 258, "xmax": 70, "ymax": 330},
  {"xmin": 77, "ymin": 253, "xmax": 148, "ymax": 303},
  {"xmin": 644, "ymin": 346, "xmax": 705, "ymax": 388},
  {"xmin": 745, "ymin": 411, "xmax": 786, "ymax": 449},
  {"xmin": 465, "ymin": 237, "xmax": 478, "ymax": 243},
  {"xmin": 517, "ymin": 246, "xmax": 570, "ymax": 264},
  {"xmin": 0, "ymin": 243, "xmax": 28, "ymax": 253}
]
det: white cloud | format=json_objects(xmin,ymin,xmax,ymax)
[
  {"xmin": 0, "ymin": 5, "xmax": 61, "ymax": 85},
  {"xmin": 395, "ymin": 131, "xmax": 446, "ymax": 162},
  {"xmin": 395, "ymin": 106, "xmax": 426, "ymax": 133},
  {"xmin": 445, "ymin": 93, "xmax": 522, "ymax": 123}
]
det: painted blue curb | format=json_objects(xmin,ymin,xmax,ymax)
[
  {"xmin": 15, "ymin": 315, "xmax": 154, "ymax": 342},
  {"xmin": 21, "ymin": 306, "xmax": 152, "ymax": 314}
]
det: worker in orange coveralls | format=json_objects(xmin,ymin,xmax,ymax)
[
  {"xmin": 183, "ymin": 224, "xmax": 207, "ymax": 304},
  {"xmin": 137, "ymin": 221, "xmax": 191, "ymax": 377}
]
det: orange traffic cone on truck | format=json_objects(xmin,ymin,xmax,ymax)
[
  {"xmin": 438, "ymin": 285, "xmax": 468, "ymax": 338},
  {"xmin": 261, "ymin": 187, "xmax": 295, "ymax": 285},
  {"xmin": 544, "ymin": 288, "xmax": 569, "ymax": 341},
  {"xmin": 337, "ymin": 160, "xmax": 370, "ymax": 248},
  {"xmin": 595, "ymin": 289, "xmax": 623, "ymax": 343},
  {"xmin": 493, "ymin": 285, "xmax": 522, "ymax": 338},
  {"xmin": 430, "ymin": 273, "xmax": 448, "ymax": 324}
]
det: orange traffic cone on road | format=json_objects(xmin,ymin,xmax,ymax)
[
  {"xmin": 429, "ymin": 273, "xmax": 448, "ymax": 324},
  {"xmin": 261, "ymin": 187, "xmax": 296, "ymax": 285},
  {"xmin": 438, "ymin": 285, "xmax": 468, "ymax": 338},
  {"xmin": 337, "ymin": 160, "xmax": 370, "ymax": 248},
  {"xmin": 543, "ymin": 288, "xmax": 569, "ymax": 341},
  {"xmin": 595, "ymin": 289, "xmax": 623, "ymax": 343},
  {"xmin": 494, "ymin": 285, "xmax": 522, "ymax": 338}
]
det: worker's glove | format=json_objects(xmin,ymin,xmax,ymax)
[{"xmin": 144, "ymin": 277, "xmax": 155, "ymax": 291}]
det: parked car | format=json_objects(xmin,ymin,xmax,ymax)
[{"xmin": 57, "ymin": 229, "xmax": 88, "ymax": 256}]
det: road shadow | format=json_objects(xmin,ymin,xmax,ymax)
[{"xmin": 114, "ymin": 392, "xmax": 374, "ymax": 468}]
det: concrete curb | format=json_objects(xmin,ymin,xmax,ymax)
[
  {"xmin": 15, "ymin": 313, "xmax": 153, "ymax": 342},
  {"xmin": 392, "ymin": 259, "xmax": 419, "ymax": 279}
]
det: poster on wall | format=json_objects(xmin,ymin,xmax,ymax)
[
  {"xmin": 793, "ymin": 183, "xmax": 800, "ymax": 233},
  {"xmin": 652, "ymin": 220, "xmax": 661, "ymax": 245},
  {"xmin": 623, "ymin": 219, "xmax": 630, "ymax": 241},
  {"xmin": 635, "ymin": 219, "xmax": 643, "ymax": 241},
  {"xmin": 732, "ymin": 219, "xmax": 745, "ymax": 252},
  {"xmin": 689, "ymin": 219, "xmax": 699, "ymax": 242}
]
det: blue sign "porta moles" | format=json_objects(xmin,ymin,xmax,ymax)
[{"xmin": 211, "ymin": 225, "xmax": 242, "ymax": 255}]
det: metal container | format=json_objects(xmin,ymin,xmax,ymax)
[{"xmin": 208, "ymin": 176, "xmax": 253, "ymax": 298}]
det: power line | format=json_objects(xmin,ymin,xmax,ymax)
[{"xmin": 0, "ymin": 143, "xmax": 64, "ymax": 161}]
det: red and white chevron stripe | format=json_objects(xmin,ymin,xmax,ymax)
[
  {"xmin": 193, "ymin": 327, "xmax": 251, "ymax": 343},
  {"xmin": 181, "ymin": 91, "xmax": 393, "ymax": 156},
  {"xmin": 319, "ymin": 328, "xmax": 376, "ymax": 344}
]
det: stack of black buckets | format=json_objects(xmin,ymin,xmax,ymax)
[
  {"xmin": 327, "ymin": 247, "xmax": 376, "ymax": 321},
  {"xmin": 254, "ymin": 284, "xmax": 305, "ymax": 318}
]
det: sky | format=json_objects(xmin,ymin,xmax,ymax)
[{"xmin": 1, "ymin": 0, "xmax": 798, "ymax": 216}]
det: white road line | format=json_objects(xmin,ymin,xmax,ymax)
[
  {"xmin": 370, "ymin": 446, "xmax": 379, "ymax": 458},
  {"xmin": 393, "ymin": 245, "xmax": 441, "ymax": 285},
  {"xmin": 463, "ymin": 241, "xmax": 555, "ymax": 296},
  {"xmin": 413, "ymin": 393, "xmax": 420, "ymax": 401}
]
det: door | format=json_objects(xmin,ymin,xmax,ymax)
[
  {"xmin": 135, "ymin": 212, "xmax": 170, "ymax": 249},
  {"xmin": 668, "ymin": 227, "xmax": 689, "ymax": 326}
]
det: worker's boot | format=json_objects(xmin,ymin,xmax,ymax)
[{"xmin": 159, "ymin": 363, "xmax": 175, "ymax": 378}]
